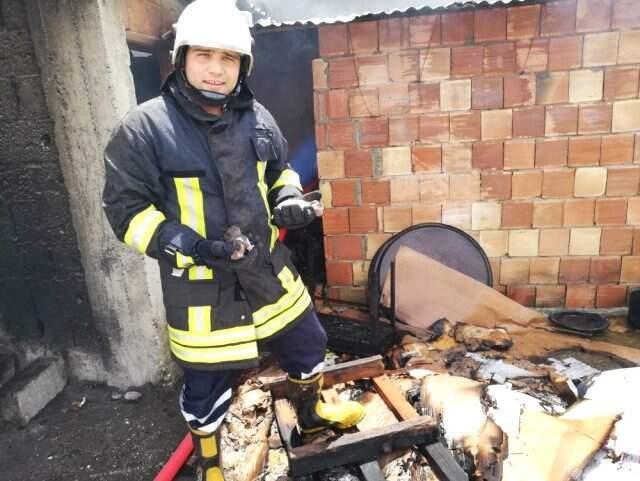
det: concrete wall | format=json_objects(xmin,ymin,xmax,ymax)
[
  {"xmin": 316, "ymin": 0, "xmax": 640, "ymax": 309},
  {"xmin": 0, "ymin": 1, "xmax": 98, "ymax": 364},
  {"xmin": 24, "ymin": 0, "xmax": 172, "ymax": 388}
]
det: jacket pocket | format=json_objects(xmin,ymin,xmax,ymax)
[{"xmin": 251, "ymin": 130, "xmax": 277, "ymax": 162}]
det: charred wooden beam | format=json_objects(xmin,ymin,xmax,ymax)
[
  {"xmin": 274, "ymin": 399, "xmax": 303, "ymax": 451},
  {"xmin": 373, "ymin": 376, "xmax": 468, "ymax": 481},
  {"xmin": 287, "ymin": 417, "xmax": 438, "ymax": 477},
  {"xmin": 262, "ymin": 355, "xmax": 385, "ymax": 398}
]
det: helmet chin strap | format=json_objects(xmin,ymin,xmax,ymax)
[{"xmin": 174, "ymin": 47, "xmax": 244, "ymax": 109}]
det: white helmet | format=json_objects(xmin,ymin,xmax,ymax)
[{"xmin": 172, "ymin": 0, "xmax": 254, "ymax": 75}]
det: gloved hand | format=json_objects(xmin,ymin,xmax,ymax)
[
  {"xmin": 272, "ymin": 191, "xmax": 323, "ymax": 229},
  {"xmin": 195, "ymin": 226, "xmax": 255, "ymax": 268}
]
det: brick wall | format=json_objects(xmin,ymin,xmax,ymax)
[
  {"xmin": 0, "ymin": 0, "xmax": 97, "ymax": 349},
  {"xmin": 314, "ymin": 0, "xmax": 640, "ymax": 308}
]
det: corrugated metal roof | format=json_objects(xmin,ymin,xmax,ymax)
[{"xmin": 238, "ymin": 0, "xmax": 530, "ymax": 28}]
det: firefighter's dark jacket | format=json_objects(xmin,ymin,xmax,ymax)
[{"xmin": 103, "ymin": 74, "xmax": 312, "ymax": 370}]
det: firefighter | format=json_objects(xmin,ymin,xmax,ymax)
[{"xmin": 102, "ymin": 0, "xmax": 364, "ymax": 479}]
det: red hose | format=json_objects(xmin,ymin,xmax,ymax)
[{"xmin": 153, "ymin": 432, "xmax": 194, "ymax": 481}]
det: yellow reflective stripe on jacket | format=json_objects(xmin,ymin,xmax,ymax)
[
  {"xmin": 174, "ymin": 177, "xmax": 214, "ymax": 280},
  {"xmin": 187, "ymin": 306, "xmax": 212, "ymax": 333},
  {"xmin": 123, "ymin": 205, "xmax": 166, "ymax": 254},
  {"xmin": 169, "ymin": 339, "xmax": 259, "ymax": 364},
  {"xmin": 268, "ymin": 168, "xmax": 302, "ymax": 193},
  {"xmin": 168, "ymin": 323, "xmax": 256, "ymax": 347},
  {"xmin": 256, "ymin": 163, "xmax": 279, "ymax": 250},
  {"xmin": 254, "ymin": 267, "xmax": 312, "ymax": 339},
  {"xmin": 176, "ymin": 253, "xmax": 195, "ymax": 269}
]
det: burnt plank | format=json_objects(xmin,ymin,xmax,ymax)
[
  {"xmin": 287, "ymin": 416, "xmax": 438, "ymax": 477},
  {"xmin": 373, "ymin": 376, "xmax": 468, "ymax": 481},
  {"xmin": 421, "ymin": 443, "xmax": 469, "ymax": 481},
  {"xmin": 372, "ymin": 375, "xmax": 419, "ymax": 421},
  {"xmin": 359, "ymin": 460, "xmax": 386, "ymax": 481},
  {"xmin": 274, "ymin": 398, "xmax": 301, "ymax": 451},
  {"xmin": 263, "ymin": 355, "xmax": 385, "ymax": 398}
]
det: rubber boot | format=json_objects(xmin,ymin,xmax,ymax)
[
  {"xmin": 287, "ymin": 372, "xmax": 365, "ymax": 434},
  {"xmin": 191, "ymin": 427, "xmax": 224, "ymax": 481}
]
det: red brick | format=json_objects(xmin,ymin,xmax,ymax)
[
  {"xmin": 564, "ymin": 199, "xmax": 595, "ymax": 226},
  {"xmin": 359, "ymin": 118, "xmax": 388, "ymax": 147},
  {"xmin": 389, "ymin": 51, "xmax": 420, "ymax": 83},
  {"xmin": 419, "ymin": 114, "xmax": 450, "ymax": 142},
  {"xmin": 357, "ymin": 55, "xmax": 389, "ymax": 85},
  {"xmin": 600, "ymin": 227, "xmax": 633, "ymax": 255},
  {"xmin": 449, "ymin": 172, "xmax": 480, "ymax": 200},
  {"xmin": 472, "ymin": 77, "xmax": 503, "ymax": 110},
  {"xmin": 328, "ymin": 57, "xmax": 358, "ymax": 89},
  {"xmin": 475, "ymin": 8, "xmax": 507, "ymax": 42},
  {"xmin": 559, "ymin": 257, "xmax": 591, "ymax": 283},
  {"xmin": 484, "ymin": 42, "xmax": 517, "ymax": 75},
  {"xmin": 379, "ymin": 83, "xmax": 410, "ymax": 115},
  {"xmin": 481, "ymin": 172, "xmax": 512, "ymax": 200},
  {"xmin": 513, "ymin": 170, "xmax": 543, "ymax": 198},
  {"xmin": 606, "ymin": 167, "xmax": 640, "ymax": 196},
  {"xmin": 409, "ymin": 15, "xmax": 442, "ymax": 47},
  {"xmin": 541, "ymin": 0, "xmax": 577, "ymax": 36},
  {"xmin": 473, "ymin": 142, "xmax": 504, "ymax": 170},
  {"xmin": 548, "ymin": 36, "xmax": 583, "ymax": 71},
  {"xmin": 344, "ymin": 150, "xmax": 373, "ymax": 177},
  {"xmin": 450, "ymin": 111, "xmax": 481, "ymax": 142},
  {"xmin": 578, "ymin": 104, "xmax": 613, "ymax": 135},
  {"xmin": 409, "ymin": 83, "xmax": 440, "ymax": 113},
  {"xmin": 380, "ymin": 17, "xmax": 410, "ymax": 50},
  {"xmin": 596, "ymin": 284, "xmax": 627, "ymax": 308},
  {"xmin": 536, "ymin": 138, "xmax": 569, "ymax": 167},
  {"xmin": 546, "ymin": 105, "xmax": 578, "ymax": 137},
  {"xmin": 622, "ymin": 255, "xmax": 640, "ymax": 282},
  {"xmin": 543, "ymin": 169, "xmax": 575, "ymax": 198},
  {"xmin": 349, "ymin": 207, "xmax": 378, "ymax": 233},
  {"xmin": 326, "ymin": 262, "xmax": 353, "ymax": 285},
  {"xmin": 314, "ymin": 91, "xmax": 327, "ymax": 123},
  {"xmin": 612, "ymin": 0, "xmax": 640, "ymax": 29},
  {"xmin": 507, "ymin": 5, "xmax": 541, "ymax": 39},
  {"xmin": 326, "ymin": 89, "xmax": 349, "ymax": 119},
  {"xmin": 507, "ymin": 285, "xmax": 536, "ymax": 306},
  {"xmin": 323, "ymin": 208, "xmax": 350, "ymax": 234},
  {"xmin": 361, "ymin": 180, "xmax": 390, "ymax": 204},
  {"xmin": 601, "ymin": 134, "xmax": 635, "ymax": 165},
  {"xmin": 413, "ymin": 145, "xmax": 442, "ymax": 172},
  {"xmin": 513, "ymin": 106, "xmax": 545, "ymax": 137},
  {"xmin": 536, "ymin": 72, "xmax": 569, "ymax": 105},
  {"xmin": 349, "ymin": 21, "xmax": 378, "ymax": 53},
  {"xmin": 316, "ymin": 125, "xmax": 327, "ymax": 150},
  {"xmin": 604, "ymin": 67, "xmax": 640, "ymax": 101},
  {"xmin": 590, "ymin": 256, "xmax": 622, "ymax": 282},
  {"xmin": 536, "ymin": 285, "xmax": 566, "ymax": 307},
  {"xmin": 349, "ymin": 88, "xmax": 379, "ymax": 117},
  {"xmin": 533, "ymin": 201, "xmax": 565, "ymax": 227},
  {"xmin": 420, "ymin": 174, "xmax": 450, "ymax": 202},
  {"xmin": 332, "ymin": 235, "xmax": 364, "ymax": 260},
  {"xmin": 566, "ymin": 285, "xmax": 596, "ymax": 308},
  {"xmin": 577, "ymin": 0, "xmax": 612, "ymax": 32},
  {"xmin": 441, "ymin": 11, "xmax": 474, "ymax": 45},
  {"xmin": 504, "ymin": 74, "xmax": 536, "ymax": 107},
  {"xmin": 505, "ymin": 139, "xmax": 535, "ymax": 169},
  {"xmin": 331, "ymin": 179, "xmax": 360, "ymax": 207},
  {"xmin": 327, "ymin": 121, "xmax": 355, "ymax": 149},
  {"xmin": 389, "ymin": 117, "xmax": 419, "ymax": 145},
  {"xmin": 516, "ymin": 39, "xmax": 549, "ymax": 73},
  {"xmin": 568, "ymin": 136, "xmax": 601, "ymax": 166},
  {"xmin": 319, "ymin": 24, "xmax": 349, "ymax": 57},
  {"xmin": 502, "ymin": 201, "xmax": 533, "ymax": 228},
  {"xmin": 452, "ymin": 46, "xmax": 483, "ymax": 77},
  {"xmin": 443, "ymin": 144, "xmax": 472, "ymax": 172}
]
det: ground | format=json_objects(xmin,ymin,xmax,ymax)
[{"xmin": 0, "ymin": 381, "xmax": 188, "ymax": 481}]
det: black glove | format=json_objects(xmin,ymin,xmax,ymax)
[{"xmin": 272, "ymin": 191, "xmax": 323, "ymax": 230}]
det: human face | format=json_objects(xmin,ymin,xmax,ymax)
[{"xmin": 184, "ymin": 47, "xmax": 241, "ymax": 97}]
